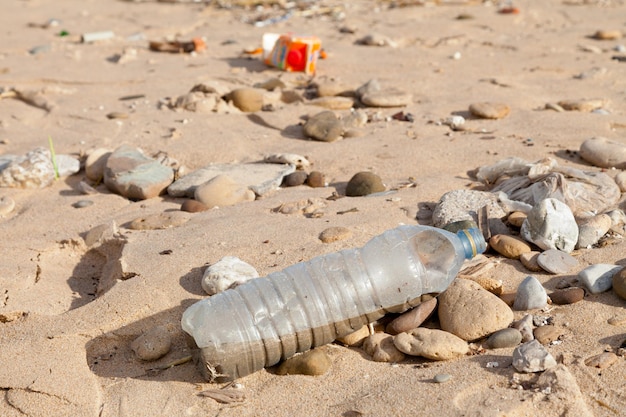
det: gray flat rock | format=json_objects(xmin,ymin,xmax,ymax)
[{"xmin": 167, "ymin": 163, "xmax": 295, "ymax": 198}]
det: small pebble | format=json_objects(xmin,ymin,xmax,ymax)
[
  {"xmin": 386, "ymin": 297, "xmax": 437, "ymax": 335},
  {"xmin": 592, "ymin": 30, "xmax": 622, "ymax": 40},
  {"xmin": 512, "ymin": 340, "xmax": 557, "ymax": 373},
  {"xmin": 433, "ymin": 374, "xmax": 452, "ymax": 384},
  {"xmin": 226, "ymin": 88, "xmax": 264, "ymax": 112},
  {"xmin": 584, "ymin": 352, "xmax": 619, "ymax": 368},
  {"xmin": 303, "ymin": 111, "xmax": 344, "ymax": 143},
  {"xmin": 131, "ymin": 325, "xmax": 172, "ymax": 361},
  {"xmin": 128, "ymin": 211, "xmax": 191, "ymax": 230},
  {"xmin": 194, "ymin": 174, "xmax": 255, "ymax": 208},
  {"xmin": 276, "ymin": 349, "xmax": 331, "ymax": 376},
  {"xmin": 578, "ymin": 264, "xmax": 621, "ymax": 294},
  {"xmin": 319, "ymin": 226, "xmax": 352, "ymax": 243},
  {"xmin": 577, "ymin": 214, "xmax": 612, "ymax": 248},
  {"xmin": 202, "ymin": 256, "xmax": 259, "ymax": 295},
  {"xmin": 549, "ymin": 287, "xmax": 585, "ymax": 305},
  {"xmin": 106, "ymin": 111, "xmax": 129, "ymax": 119},
  {"xmin": 72, "ymin": 200, "xmax": 94, "ymax": 209},
  {"xmin": 513, "ymin": 275, "xmax": 548, "ymax": 311},
  {"xmin": 520, "ymin": 198, "xmax": 578, "ymax": 253},
  {"xmin": 360, "ymin": 89, "xmax": 412, "ymax": 108},
  {"xmin": 85, "ymin": 148, "xmax": 111, "ymax": 181},
  {"xmin": 362, "ymin": 332, "xmax": 405, "ymax": 363},
  {"xmin": 282, "ymin": 171, "xmax": 308, "ymax": 187},
  {"xmin": 345, "ymin": 172, "xmax": 385, "ymax": 196},
  {"xmin": 579, "ymin": 137, "xmax": 626, "ymax": 169},
  {"xmin": 512, "ymin": 314, "xmax": 534, "ymax": 343},
  {"xmin": 507, "ymin": 211, "xmax": 526, "ymax": 228},
  {"xmin": 537, "ymin": 249, "xmax": 578, "ymax": 274},
  {"xmin": 489, "ymin": 234, "xmax": 532, "ymax": 259},
  {"xmin": 612, "ymin": 267, "xmax": 626, "ymax": 300},
  {"xmin": 306, "ymin": 171, "xmax": 326, "ymax": 188},
  {"xmin": 533, "ymin": 325, "xmax": 562, "ymax": 345},
  {"xmin": 0, "ymin": 196, "xmax": 16, "ymax": 216},
  {"xmin": 520, "ymin": 251, "xmax": 543, "ymax": 272},
  {"xmin": 486, "ymin": 328, "xmax": 522, "ymax": 349},
  {"xmin": 558, "ymin": 99, "xmax": 604, "ymax": 112},
  {"xmin": 393, "ymin": 328, "xmax": 469, "ymax": 360},
  {"xmin": 336, "ymin": 325, "xmax": 370, "ymax": 347},
  {"xmin": 181, "ymin": 199, "xmax": 210, "ymax": 213},
  {"xmin": 468, "ymin": 102, "xmax": 510, "ymax": 119},
  {"xmin": 310, "ymin": 96, "xmax": 355, "ymax": 110}
]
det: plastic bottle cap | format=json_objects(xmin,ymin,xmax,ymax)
[{"xmin": 287, "ymin": 47, "xmax": 306, "ymax": 71}]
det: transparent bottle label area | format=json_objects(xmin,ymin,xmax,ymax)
[{"xmin": 181, "ymin": 225, "xmax": 484, "ymax": 381}]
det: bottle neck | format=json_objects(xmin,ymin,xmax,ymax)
[{"xmin": 456, "ymin": 228, "xmax": 487, "ymax": 259}]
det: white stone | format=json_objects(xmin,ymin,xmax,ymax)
[
  {"xmin": 521, "ymin": 198, "xmax": 578, "ymax": 253},
  {"xmin": 578, "ymin": 264, "xmax": 621, "ymax": 294},
  {"xmin": 0, "ymin": 147, "xmax": 55, "ymax": 189},
  {"xmin": 201, "ymin": 256, "xmax": 259, "ymax": 295},
  {"xmin": 513, "ymin": 340, "xmax": 557, "ymax": 373},
  {"xmin": 513, "ymin": 276, "xmax": 548, "ymax": 311}
]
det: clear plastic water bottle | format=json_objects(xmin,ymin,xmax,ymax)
[{"xmin": 181, "ymin": 225, "xmax": 486, "ymax": 382}]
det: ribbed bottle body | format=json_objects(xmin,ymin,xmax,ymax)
[{"xmin": 181, "ymin": 225, "xmax": 477, "ymax": 381}]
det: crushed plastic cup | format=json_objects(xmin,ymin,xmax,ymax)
[{"xmin": 263, "ymin": 33, "xmax": 321, "ymax": 75}]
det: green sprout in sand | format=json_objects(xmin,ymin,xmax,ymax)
[{"xmin": 48, "ymin": 136, "xmax": 59, "ymax": 180}]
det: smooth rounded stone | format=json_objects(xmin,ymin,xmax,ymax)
[
  {"xmin": 461, "ymin": 276, "xmax": 503, "ymax": 296},
  {"xmin": 512, "ymin": 340, "xmax": 557, "ymax": 373},
  {"xmin": 104, "ymin": 145, "xmax": 174, "ymax": 200},
  {"xmin": 181, "ymin": 199, "xmax": 210, "ymax": 213},
  {"xmin": 315, "ymin": 80, "xmax": 353, "ymax": 97},
  {"xmin": 360, "ymin": 89, "xmax": 412, "ymax": 108},
  {"xmin": 362, "ymin": 332, "xmax": 406, "ymax": 363},
  {"xmin": 341, "ymin": 110, "xmax": 368, "ymax": 130},
  {"xmin": 282, "ymin": 171, "xmax": 308, "ymax": 187},
  {"xmin": 579, "ymin": 137, "xmax": 626, "ymax": 169},
  {"xmin": 512, "ymin": 314, "xmax": 534, "ymax": 343},
  {"xmin": 578, "ymin": 264, "xmax": 622, "ymax": 294},
  {"xmin": 393, "ymin": 328, "xmax": 469, "ymax": 361},
  {"xmin": 309, "ymin": 96, "xmax": 354, "ymax": 110},
  {"xmin": 128, "ymin": 211, "xmax": 191, "ymax": 230},
  {"xmin": 201, "ymin": 256, "xmax": 259, "ymax": 295},
  {"xmin": 0, "ymin": 196, "xmax": 15, "ymax": 216},
  {"xmin": 439, "ymin": 279, "xmax": 514, "ymax": 341},
  {"xmin": 431, "ymin": 189, "xmax": 507, "ymax": 228},
  {"xmin": 306, "ymin": 171, "xmax": 326, "ymax": 188},
  {"xmin": 336, "ymin": 325, "xmax": 370, "ymax": 347},
  {"xmin": 72, "ymin": 199, "xmax": 93, "ymax": 209},
  {"xmin": 593, "ymin": 29, "xmax": 623, "ymax": 40},
  {"xmin": 533, "ymin": 325, "xmax": 562, "ymax": 345},
  {"xmin": 537, "ymin": 249, "xmax": 578, "ymax": 274},
  {"xmin": 613, "ymin": 267, "xmax": 626, "ymax": 300},
  {"xmin": 433, "ymin": 373, "xmax": 452, "ymax": 384},
  {"xmin": 131, "ymin": 325, "xmax": 172, "ymax": 361},
  {"xmin": 520, "ymin": 198, "xmax": 578, "ymax": 253},
  {"xmin": 486, "ymin": 328, "xmax": 522, "ymax": 349},
  {"xmin": 550, "ymin": 287, "xmax": 585, "ymax": 305},
  {"xmin": 607, "ymin": 209, "xmax": 626, "ymax": 235},
  {"xmin": 520, "ymin": 251, "xmax": 543, "ymax": 272},
  {"xmin": 489, "ymin": 234, "xmax": 532, "ymax": 259},
  {"xmin": 615, "ymin": 171, "xmax": 626, "ymax": 192},
  {"xmin": 508, "ymin": 211, "xmax": 527, "ymax": 228},
  {"xmin": 319, "ymin": 226, "xmax": 352, "ymax": 243},
  {"xmin": 577, "ymin": 214, "xmax": 612, "ymax": 248},
  {"xmin": 56, "ymin": 154, "xmax": 80, "ymax": 177},
  {"xmin": 275, "ymin": 349, "xmax": 331, "ymax": 376},
  {"xmin": 345, "ymin": 172, "xmax": 385, "ymax": 196},
  {"xmin": 558, "ymin": 99, "xmax": 604, "ymax": 112},
  {"xmin": 303, "ymin": 111, "xmax": 344, "ymax": 142},
  {"xmin": 194, "ymin": 174, "xmax": 255, "ymax": 208},
  {"xmin": 386, "ymin": 297, "xmax": 437, "ymax": 335},
  {"xmin": 0, "ymin": 147, "xmax": 55, "ymax": 189},
  {"xmin": 468, "ymin": 102, "xmax": 510, "ymax": 119},
  {"xmin": 584, "ymin": 352, "xmax": 619, "ymax": 368},
  {"xmin": 513, "ymin": 276, "xmax": 548, "ymax": 311},
  {"xmin": 225, "ymin": 88, "xmax": 264, "ymax": 112}
]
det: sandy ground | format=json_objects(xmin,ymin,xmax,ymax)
[{"xmin": 1, "ymin": 0, "xmax": 626, "ymax": 416}]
